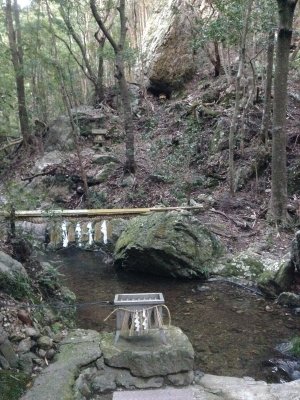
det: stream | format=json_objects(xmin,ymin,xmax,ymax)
[{"xmin": 49, "ymin": 248, "xmax": 299, "ymax": 383}]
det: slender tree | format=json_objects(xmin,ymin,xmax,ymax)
[
  {"xmin": 45, "ymin": 0, "xmax": 90, "ymax": 203},
  {"xmin": 260, "ymin": 30, "xmax": 275, "ymax": 144},
  {"xmin": 228, "ymin": 0, "xmax": 254, "ymax": 194},
  {"xmin": 269, "ymin": 0, "xmax": 299, "ymax": 224},
  {"xmin": 5, "ymin": 0, "xmax": 31, "ymax": 146},
  {"xmin": 58, "ymin": 2, "xmax": 109, "ymax": 107},
  {"xmin": 90, "ymin": 0, "xmax": 136, "ymax": 175}
]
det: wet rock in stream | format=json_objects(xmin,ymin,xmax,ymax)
[{"xmin": 263, "ymin": 358, "xmax": 300, "ymax": 382}]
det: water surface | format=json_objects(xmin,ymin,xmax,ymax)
[{"xmin": 52, "ymin": 248, "xmax": 299, "ymax": 382}]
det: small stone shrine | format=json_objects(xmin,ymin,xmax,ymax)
[{"xmin": 100, "ymin": 292, "xmax": 195, "ymax": 384}]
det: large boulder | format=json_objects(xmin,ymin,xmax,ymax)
[
  {"xmin": 44, "ymin": 117, "xmax": 75, "ymax": 151},
  {"xmin": 31, "ymin": 150, "xmax": 65, "ymax": 174},
  {"xmin": 0, "ymin": 251, "xmax": 27, "ymax": 279},
  {"xmin": 257, "ymin": 231, "xmax": 300, "ymax": 297},
  {"xmin": 140, "ymin": 0, "xmax": 197, "ymax": 90},
  {"xmin": 114, "ymin": 212, "xmax": 223, "ymax": 278},
  {"xmin": 291, "ymin": 230, "xmax": 300, "ymax": 273}
]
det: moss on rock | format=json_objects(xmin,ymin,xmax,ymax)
[
  {"xmin": 0, "ymin": 371, "xmax": 30, "ymax": 400},
  {"xmin": 114, "ymin": 211, "xmax": 223, "ymax": 278},
  {"xmin": 216, "ymin": 252, "xmax": 265, "ymax": 280}
]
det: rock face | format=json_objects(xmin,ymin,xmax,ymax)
[
  {"xmin": 100, "ymin": 326, "xmax": 194, "ymax": 377},
  {"xmin": 0, "ymin": 251, "xmax": 27, "ymax": 278},
  {"xmin": 31, "ymin": 150, "xmax": 65, "ymax": 174},
  {"xmin": 114, "ymin": 212, "xmax": 223, "ymax": 278},
  {"xmin": 291, "ymin": 230, "xmax": 300, "ymax": 273},
  {"xmin": 215, "ymin": 250, "xmax": 266, "ymax": 280},
  {"xmin": 277, "ymin": 292, "xmax": 300, "ymax": 308},
  {"xmin": 257, "ymin": 231, "xmax": 300, "ymax": 297},
  {"xmin": 44, "ymin": 117, "xmax": 75, "ymax": 151},
  {"xmin": 140, "ymin": 0, "xmax": 197, "ymax": 90}
]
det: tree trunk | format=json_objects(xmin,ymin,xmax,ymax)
[
  {"xmin": 46, "ymin": 0, "xmax": 89, "ymax": 203},
  {"xmin": 269, "ymin": 0, "xmax": 298, "ymax": 224},
  {"xmin": 213, "ymin": 41, "xmax": 221, "ymax": 77},
  {"xmin": 5, "ymin": 0, "xmax": 31, "ymax": 146},
  {"xmin": 90, "ymin": 0, "xmax": 136, "ymax": 175},
  {"xmin": 59, "ymin": 5, "xmax": 106, "ymax": 108},
  {"xmin": 116, "ymin": 53, "xmax": 135, "ymax": 174},
  {"xmin": 260, "ymin": 30, "xmax": 275, "ymax": 144},
  {"xmin": 94, "ymin": 35, "xmax": 106, "ymax": 107},
  {"xmin": 228, "ymin": 0, "xmax": 254, "ymax": 194}
]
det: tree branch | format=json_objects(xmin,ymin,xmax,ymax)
[
  {"xmin": 55, "ymin": 33, "xmax": 95, "ymax": 83},
  {"xmin": 59, "ymin": 5, "xmax": 96, "ymax": 82},
  {"xmin": 90, "ymin": 0, "xmax": 119, "ymax": 53}
]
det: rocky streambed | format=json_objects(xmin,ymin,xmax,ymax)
[
  {"xmin": 53, "ymin": 248, "xmax": 300, "ymax": 383},
  {"xmin": 1, "ymin": 215, "xmax": 300, "ymax": 399},
  {"xmin": 19, "ymin": 328, "xmax": 300, "ymax": 400}
]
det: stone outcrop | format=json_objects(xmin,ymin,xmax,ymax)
[
  {"xmin": 21, "ymin": 329, "xmax": 102, "ymax": 400},
  {"xmin": 291, "ymin": 230, "xmax": 300, "ymax": 273},
  {"xmin": 277, "ymin": 292, "xmax": 300, "ymax": 308},
  {"xmin": 114, "ymin": 211, "xmax": 223, "ymax": 278},
  {"xmin": 140, "ymin": 0, "xmax": 197, "ymax": 90},
  {"xmin": 215, "ymin": 250, "xmax": 267, "ymax": 280},
  {"xmin": 256, "ymin": 231, "xmax": 300, "ymax": 297},
  {"xmin": 0, "ymin": 251, "xmax": 28, "ymax": 279},
  {"xmin": 44, "ymin": 117, "xmax": 76, "ymax": 152}
]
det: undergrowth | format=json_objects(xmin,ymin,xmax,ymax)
[{"xmin": 291, "ymin": 336, "xmax": 300, "ymax": 357}]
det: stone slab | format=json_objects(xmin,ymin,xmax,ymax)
[
  {"xmin": 21, "ymin": 329, "xmax": 102, "ymax": 400},
  {"xmin": 113, "ymin": 388, "xmax": 194, "ymax": 400}
]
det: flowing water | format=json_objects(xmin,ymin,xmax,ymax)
[{"xmin": 50, "ymin": 248, "xmax": 299, "ymax": 382}]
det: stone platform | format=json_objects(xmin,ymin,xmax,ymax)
[
  {"xmin": 113, "ymin": 387, "xmax": 194, "ymax": 400},
  {"xmin": 100, "ymin": 325, "xmax": 194, "ymax": 377}
]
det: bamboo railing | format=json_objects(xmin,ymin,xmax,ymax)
[{"xmin": 0, "ymin": 206, "xmax": 204, "ymax": 220}]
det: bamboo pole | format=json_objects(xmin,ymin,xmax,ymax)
[{"xmin": 0, "ymin": 206, "xmax": 204, "ymax": 219}]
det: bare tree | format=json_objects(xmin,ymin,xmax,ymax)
[
  {"xmin": 90, "ymin": 0, "xmax": 136, "ymax": 175},
  {"xmin": 228, "ymin": 0, "xmax": 254, "ymax": 194},
  {"xmin": 5, "ymin": 0, "xmax": 31, "ymax": 146},
  {"xmin": 45, "ymin": 0, "xmax": 90, "ymax": 203},
  {"xmin": 260, "ymin": 30, "xmax": 275, "ymax": 144},
  {"xmin": 269, "ymin": 0, "xmax": 299, "ymax": 224},
  {"xmin": 57, "ymin": 2, "xmax": 113, "ymax": 107}
]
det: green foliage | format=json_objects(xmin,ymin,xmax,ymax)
[
  {"xmin": 0, "ymin": 272, "xmax": 33, "ymax": 300},
  {"xmin": 291, "ymin": 336, "xmax": 300, "ymax": 357},
  {"xmin": 142, "ymin": 116, "xmax": 159, "ymax": 138},
  {"xmin": 38, "ymin": 264, "xmax": 64, "ymax": 292},
  {"xmin": 88, "ymin": 190, "xmax": 107, "ymax": 208},
  {"xmin": 193, "ymin": 0, "xmax": 276, "ymax": 50},
  {"xmin": 2, "ymin": 181, "xmax": 42, "ymax": 211},
  {"xmin": 0, "ymin": 371, "xmax": 31, "ymax": 400}
]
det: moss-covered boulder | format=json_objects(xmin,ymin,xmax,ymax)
[
  {"xmin": 114, "ymin": 212, "xmax": 223, "ymax": 278},
  {"xmin": 215, "ymin": 251, "xmax": 267, "ymax": 280},
  {"xmin": 0, "ymin": 252, "xmax": 31, "ymax": 299},
  {"xmin": 257, "ymin": 259, "xmax": 294, "ymax": 298}
]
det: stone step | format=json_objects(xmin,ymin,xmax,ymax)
[{"xmin": 113, "ymin": 388, "xmax": 194, "ymax": 400}]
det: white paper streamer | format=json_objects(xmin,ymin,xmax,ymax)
[{"xmin": 101, "ymin": 220, "xmax": 108, "ymax": 244}]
